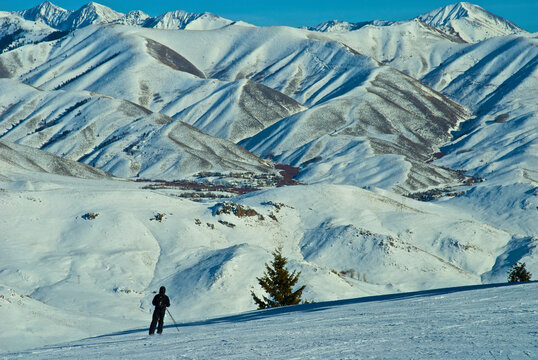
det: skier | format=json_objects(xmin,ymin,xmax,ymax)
[{"xmin": 149, "ymin": 286, "xmax": 170, "ymax": 335}]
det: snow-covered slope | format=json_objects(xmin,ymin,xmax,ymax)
[
  {"xmin": 0, "ymin": 139, "xmax": 112, "ymax": 180},
  {"xmin": 302, "ymin": 8, "xmax": 537, "ymax": 231},
  {"xmin": 1, "ymin": 164, "xmax": 535, "ymax": 352},
  {"xmin": 418, "ymin": 33, "xmax": 538, "ymax": 236},
  {"xmin": 0, "ymin": 79, "xmax": 274, "ymax": 179},
  {"xmin": 122, "ymin": 25, "xmax": 473, "ymax": 192},
  {"xmin": 240, "ymin": 66, "xmax": 471, "ymax": 192},
  {"xmin": 416, "ymin": 2, "xmax": 527, "ymax": 43},
  {"xmin": 0, "ymin": 25, "xmax": 305, "ymax": 143},
  {"xmin": 0, "ymin": 11, "xmax": 60, "ymax": 54},
  {"xmin": 2, "ymin": 277, "xmax": 536, "ymax": 357},
  {"xmin": 311, "ymin": 19, "xmax": 467, "ymax": 80},
  {"xmin": 0, "ymin": 23, "xmax": 472, "ymax": 191}
]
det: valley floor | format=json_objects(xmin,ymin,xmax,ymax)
[{"xmin": 5, "ymin": 282, "xmax": 536, "ymax": 360}]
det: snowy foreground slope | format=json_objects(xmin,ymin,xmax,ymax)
[{"xmin": 4, "ymin": 282, "xmax": 537, "ymax": 359}]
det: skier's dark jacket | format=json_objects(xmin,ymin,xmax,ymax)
[{"xmin": 152, "ymin": 286, "xmax": 170, "ymax": 310}]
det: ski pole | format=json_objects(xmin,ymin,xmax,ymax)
[{"xmin": 167, "ymin": 309, "xmax": 181, "ymax": 333}]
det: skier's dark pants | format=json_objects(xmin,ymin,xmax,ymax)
[{"xmin": 149, "ymin": 308, "xmax": 166, "ymax": 335}]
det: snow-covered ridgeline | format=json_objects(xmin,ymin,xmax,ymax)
[{"xmin": 15, "ymin": 1, "xmax": 237, "ymax": 31}]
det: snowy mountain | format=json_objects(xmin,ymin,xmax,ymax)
[
  {"xmin": 239, "ymin": 66, "xmax": 471, "ymax": 192},
  {"xmin": 16, "ymin": 1, "xmax": 70, "ymax": 29},
  {"xmin": 416, "ymin": 2, "xmax": 527, "ymax": 43},
  {"xmin": 143, "ymin": 10, "xmax": 235, "ymax": 30},
  {"xmin": 0, "ymin": 1, "xmax": 536, "ymax": 355},
  {"xmin": 0, "ymin": 139, "xmax": 112, "ymax": 180},
  {"xmin": 0, "ymin": 23, "xmax": 469, "ymax": 189},
  {"xmin": 0, "ymin": 79, "xmax": 275, "ymax": 179},
  {"xmin": 307, "ymin": 19, "xmax": 393, "ymax": 33},
  {"xmin": 14, "ymin": 1, "xmax": 239, "ymax": 32},
  {"xmin": 309, "ymin": 19, "xmax": 467, "ymax": 80},
  {"xmin": 0, "ymin": 11, "xmax": 59, "ymax": 54},
  {"xmin": 308, "ymin": 2, "xmax": 526, "ymax": 44},
  {"xmin": 17, "ymin": 1, "xmax": 123, "ymax": 30}
]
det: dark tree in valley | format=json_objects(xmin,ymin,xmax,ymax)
[
  {"xmin": 251, "ymin": 247, "xmax": 306, "ymax": 309},
  {"xmin": 507, "ymin": 262, "xmax": 532, "ymax": 282}
]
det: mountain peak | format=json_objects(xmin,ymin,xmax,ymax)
[
  {"xmin": 147, "ymin": 9, "xmax": 234, "ymax": 30},
  {"xmin": 66, "ymin": 1, "xmax": 123, "ymax": 29},
  {"xmin": 17, "ymin": 1, "xmax": 69, "ymax": 27},
  {"xmin": 82, "ymin": 1, "xmax": 112, "ymax": 11},
  {"xmin": 34, "ymin": 1, "xmax": 65, "ymax": 12},
  {"xmin": 418, "ymin": 2, "xmax": 485, "ymax": 26},
  {"xmin": 416, "ymin": 2, "xmax": 526, "ymax": 42},
  {"xmin": 75, "ymin": 1, "xmax": 122, "ymax": 16}
]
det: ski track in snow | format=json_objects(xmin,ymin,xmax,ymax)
[{"xmin": 4, "ymin": 282, "xmax": 536, "ymax": 359}]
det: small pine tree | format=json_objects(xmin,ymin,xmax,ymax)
[
  {"xmin": 251, "ymin": 247, "xmax": 306, "ymax": 309},
  {"xmin": 507, "ymin": 262, "xmax": 532, "ymax": 282}
]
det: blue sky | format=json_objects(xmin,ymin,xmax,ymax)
[{"xmin": 2, "ymin": 0, "xmax": 537, "ymax": 32}]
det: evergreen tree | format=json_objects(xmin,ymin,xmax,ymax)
[
  {"xmin": 251, "ymin": 247, "xmax": 306, "ymax": 309},
  {"xmin": 507, "ymin": 262, "xmax": 532, "ymax": 282}
]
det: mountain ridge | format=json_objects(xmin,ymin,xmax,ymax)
[{"xmin": 15, "ymin": 1, "xmax": 238, "ymax": 31}]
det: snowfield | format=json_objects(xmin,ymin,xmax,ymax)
[
  {"xmin": 3, "ymin": 282, "xmax": 537, "ymax": 359},
  {"xmin": 0, "ymin": 1, "xmax": 537, "ymax": 356},
  {"xmin": 0, "ymin": 158, "xmax": 535, "ymax": 353}
]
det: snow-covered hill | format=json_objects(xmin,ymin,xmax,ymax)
[
  {"xmin": 0, "ymin": 79, "xmax": 275, "ymax": 179},
  {"xmin": 1, "ymin": 163, "xmax": 535, "ymax": 352},
  {"xmin": 3, "ymin": 282, "xmax": 536, "ymax": 358},
  {"xmin": 0, "ymin": 11, "xmax": 59, "ymax": 54},
  {"xmin": 0, "ymin": 139, "xmax": 112, "ymax": 180},
  {"xmin": 310, "ymin": 19, "xmax": 467, "ymax": 80},
  {"xmin": 0, "ymin": 23, "xmax": 471, "ymax": 190},
  {"xmin": 239, "ymin": 66, "xmax": 471, "ymax": 192}
]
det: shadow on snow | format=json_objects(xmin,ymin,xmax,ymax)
[{"xmin": 91, "ymin": 281, "xmax": 535, "ymax": 339}]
